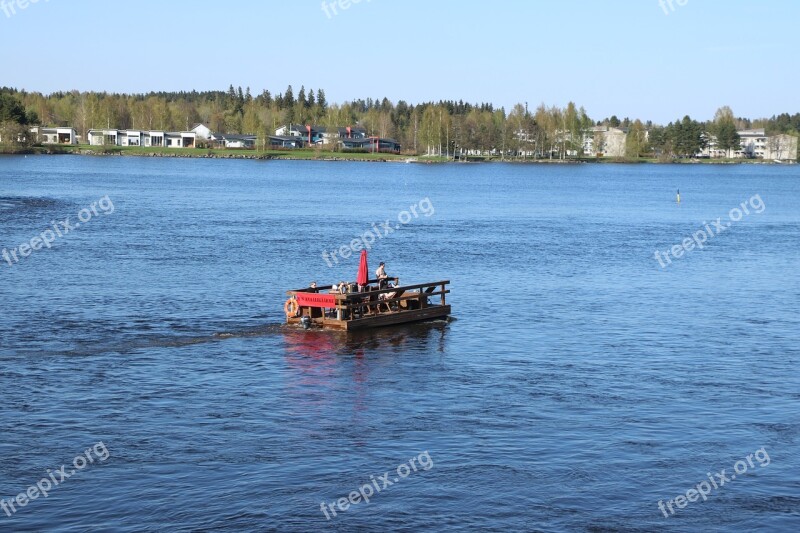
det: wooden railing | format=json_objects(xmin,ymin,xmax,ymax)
[{"xmin": 287, "ymin": 280, "xmax": 450, "ymax": 320}]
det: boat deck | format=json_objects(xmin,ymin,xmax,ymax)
[{"xmin": 285, "ymin": 280, "xmax": 450, "ymax": 331}]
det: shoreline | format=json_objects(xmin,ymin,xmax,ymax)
[{"xmin": 0, "ymin": 146, "xmax": 795, "ymax": 165}]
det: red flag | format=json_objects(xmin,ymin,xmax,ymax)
[{"xmin": 357, "ymin": 249, "xmax": 369, "ymax": 287}]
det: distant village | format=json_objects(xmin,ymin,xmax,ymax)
[
  {"xmin": 5, "ymin": 123, "xmax": 798, "ymax": 161},
  {"xmin": 580, "ymin": 126, "xmax": 797, "ymax": 161},
  {"xmin": 3, "ymin": 85, "xmax": 798, "ymax": 161},
  {"xmin": 22, "ymin": 123, "xmax": 403, "ymax": 154}
]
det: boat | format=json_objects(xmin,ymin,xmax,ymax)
[{"xmin": 284, "ymin": 279, "xmax": 451, "ymax": 331}]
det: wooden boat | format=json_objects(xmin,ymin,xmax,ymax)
[{"xmin": 284, "ymin": 279, "xmax": 450, "ymax": 331}]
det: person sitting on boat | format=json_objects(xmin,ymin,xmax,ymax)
[
  {"xmin": 308, "ymin": 281, "xmax": 318, "ymax": 293},
  {"xmin": 378, "ymin": 279, "xmax": 399, "ymax": 312},
  {"xmin": 376, "ymin": 262, "xmax": 390, "ymax": 289}
]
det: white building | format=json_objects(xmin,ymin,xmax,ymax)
[
  {"xmin": 210, "ymin": 133, "xmax": 256, "ymax": 148},
  {"xmin": 765, "ymin": 134, "xmax": 798, "ymax": 161},
  {"xmin": 700, "ymin": 129, "xmax": 796, "ymax": 161},
  {"xmin": 87, "ymin": 129, "xmax": 119, "ymax": 146},
  {"xmin": 583, "ymin": 126, "xmax": 626, "ymax": 157},
  {"xmin": 275, "ymin": 124, "xmax": 307, "ymax": 137},
  {"xmin": 87, "ymin": 129, "xmax": 195, "ymax": 148},
  {"xmin": 191, "ymin": 123, "xmax": 212, "ymax": 140},
  {"xmin": 275, "ymin": 124, "xmax": 343, "ymax": 144},
  {"xmin": 736, "ymin": 129, "xmax": 768, "ymax": 158},
  {"xmin": 121, "ymin": 130, "xmax": 142, "ymax": 146},
  {"xmin": 30, "ymin": 126, "xmax": 77, "ymax": 145}
]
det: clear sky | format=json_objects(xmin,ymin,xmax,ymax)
[{"xmin": 1, "ymin": 0, "xmax": 797, "ymax": 123}]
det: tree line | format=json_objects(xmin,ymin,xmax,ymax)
[{"xmin": 1, "ymin": 85, "xmax": 798, "ymax": 158}]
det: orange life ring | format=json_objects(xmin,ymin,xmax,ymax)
[{"xmin": 284, "ymin": 298, "xmax": 300, "ymax": 317}]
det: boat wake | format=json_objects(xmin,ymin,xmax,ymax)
[
  {"xmin": 6, "ymin": 318, "xmax": 452, "ymax": 358},
  {"xmin": 7, "ymin": 323, "xmax": 287, "ymax": 358}
]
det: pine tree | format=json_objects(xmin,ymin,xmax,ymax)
[
  {"xmin": 712, "ymin": 106, "xmax": 740, "ymax": 156},
  {"xmin": 284, "ymin": 85, "xmax": 294, "ymax": 109},
  {"xmin": 316, "ymin": 89, "xmax": 327, "ymax": 112}
]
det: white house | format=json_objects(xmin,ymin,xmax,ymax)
[
  {"xmin": 191, "ymin": 123, "xmax": 212, "ymax": 140},
  {"xmin": 275, "ymin": 124, "xmax": 307, "ymax": 137},
  {"xmin": 87, "ymin": 129, "xmax": 119, "ymax": 146},
  {"xmin": 120, "ymin": 130, "xmax": 142, "ymax": 146},
  {"xmin": 144, "ymin": 131, "xmax": 164, "ymax": 147},
  {"xmin": 30, "ymin": 126, "xmax": 77, "ymax": 145},
  {"xmin": 165, "ymin": 131, "xmax": 196, "ymax": 148},
  {"xmin": 211, "ymin": 133, "xmax": 256, "ymax": 148}
]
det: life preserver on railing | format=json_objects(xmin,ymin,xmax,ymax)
[{"xmin": 284, "ymin": 297, "xmax": 300, "ymax": 318}]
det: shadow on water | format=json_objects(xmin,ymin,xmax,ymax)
[
  {"xmin": 143, "ymin": 318, "xmax": 451, "ymax": 356},
  {"xmin": 0, "ymin": 196, "xmax": 71, "ymax": 217},
  {"xmin": 0, "ymin": 196, "xmax": 64, "ymax": 209}
]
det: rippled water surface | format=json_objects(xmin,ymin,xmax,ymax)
[{"xmin": 1, "ymin": 156, "xmax": 799, "ymax": 531}]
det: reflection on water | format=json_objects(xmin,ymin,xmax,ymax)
[
  {"xmin": 281, "ymin": 320, "xmax": 450, "ymax": 358},
  {"xmin": 281, "ymin": 322, "xmax": 450, "ymax": 448}
]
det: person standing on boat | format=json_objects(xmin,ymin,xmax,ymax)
[{"xmin": 376, "ymin": 262, "xmax": 390, "ymax": 289}]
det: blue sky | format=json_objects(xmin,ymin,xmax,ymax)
[{"xmin": 1, "ymin": 0, "xmax": 797, "ymax": 123}]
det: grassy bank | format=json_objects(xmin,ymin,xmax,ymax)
[
  {"xmin": 2, "ymin": 144, "xmax": 795, "ymax": 164},
  {"xmin": 6, "ymin": 144, "xmax": 410, "ymax": 161}
]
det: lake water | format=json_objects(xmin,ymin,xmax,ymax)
[{"xmin": 1, "ymin": 156, "xmax": 799, "ymax": 532}]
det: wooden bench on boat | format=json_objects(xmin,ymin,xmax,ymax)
[{"xmin": 285, "ymin": 279, "xmax": 451, "ymax": 331}]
